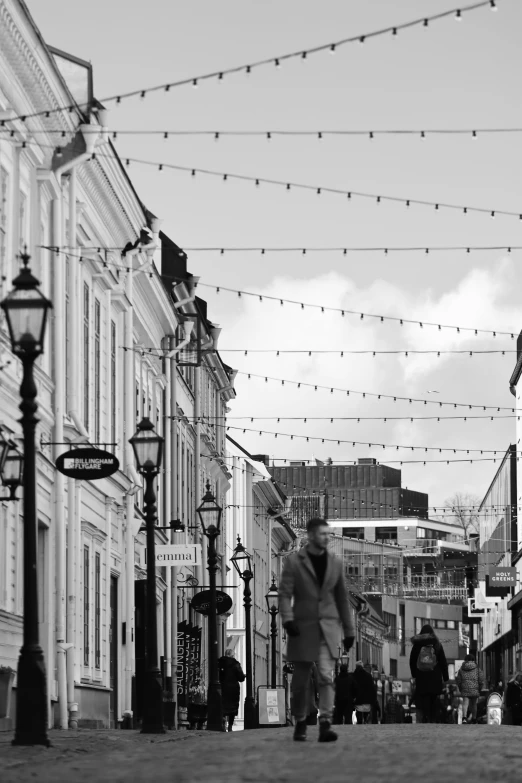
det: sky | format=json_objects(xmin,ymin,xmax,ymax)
[{"xmin": 31, "ymin": 0, "xmax": 522, "ymax": 512}]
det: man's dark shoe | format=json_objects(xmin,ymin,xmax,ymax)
[
  {"xmin": 318, "ymin": 720, "xmax": 338, "ymax": 742},
  {"xmin": 293, "ymin": 720, "xmax": 307, "ymax": 741}
]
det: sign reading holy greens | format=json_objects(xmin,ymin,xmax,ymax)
[
  {"xmin": 489, "ymin": 567, "xmax": 516, "ymax": 586},
  {"xmin": 55, "ymin": 448, "xmax": 119, "ymax": 480}
]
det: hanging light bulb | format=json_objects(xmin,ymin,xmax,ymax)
[
  {"xmin": 490, "ymin": 0, "xmax": 497, "ymax": 9},
  {"xmin": 455, "ymin": 9, "xmax": 462, "ymax": 20},
  {"xmin": 192, "ymin": 79, "xmax": 198, "ymax": 88},
  {"xmin": 330, "ymin": 44, "xmax": 336, "ymax": 54}
]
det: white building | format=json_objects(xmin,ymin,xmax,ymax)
[
  {"xmin": 224, "ymin": 439, "xmax": 295, "ymax": 728},
  {"xmin": 0, "ymin": 0, "xmax": 235, "ymax": 730}
]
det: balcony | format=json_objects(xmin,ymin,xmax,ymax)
[
  {"xmin": 347, "ymin": 575, "xmax": 468, "ymax": 604},
  {"xmin": 403, "ymin": 538, "xmax": 470, "ymax": 556}
]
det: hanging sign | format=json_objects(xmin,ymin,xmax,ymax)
[
  {"xmin": 190, "ymin": 589, "xmax": 233, "ymax": 616},
  {"xmin": 489, "ymin": 567, "xmax": 516, "ymax": 586},
  {"xmin": 468, "ymin": 598, "xmax": 486, "ymax": 616},
  {"xmin": 155, "ymin": 544, "xmax": 201, "ymax": 565},
  {"xmin": 55, "ymin": 448, "xmax": 119, "ymax": 480}
]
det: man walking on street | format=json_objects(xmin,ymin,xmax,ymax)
[{"xmin": 279, "ymin": 517, "xmax": 355, "ymax": 743}]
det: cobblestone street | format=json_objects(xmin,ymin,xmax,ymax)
[{"xmin": 1, "ymin": 725, "xmax": 522, "ymax": 783}]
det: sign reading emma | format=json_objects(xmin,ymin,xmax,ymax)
[
  {"xmin": 155, "ymin": 544, "xmax": 201, "ymax": 566},
  {"xmin": 55, "ymin": 448, "xmax": 119, "ymax": 480},
  {"xmin": 489, "ymin": 567, "xmax": 516, "ymax": 586}
]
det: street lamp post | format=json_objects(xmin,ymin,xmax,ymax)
[
  {"xmin": 197, "ymin": 482, "xmax": 224, "ymax": 732},
  {"xmin": 265, "ymin": 578, "xmax": 279, "ymax": 688},
  {"xmin": 230, "ymin": 535, "xmax": 255, "ymax": 729},
  {"xmin": 129, "ymin": 416, "xmax": 165, "ymax": 734},
  {"xmin": 1, "ymin": 253, "xmax": 52, "ymax": 747}
]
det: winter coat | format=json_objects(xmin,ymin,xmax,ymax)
[
  {"xmin": 279, "ymin": 545, "xmax": 355, "ymax": 661},
  {"xmin": 409, "ymin": 632, "xmax": 448, "ymax": 696},
  {"xmin": 352, "ymin": 668, "xmax": 378, "ymax": 707},
  {"xmin": 505, "ymin": 680, "xmax": 522, "ymax": 725},
  {"xmin": 456, "ymin": 662, "xmax": 485, "ymax": 698},
  {"xmin": 218, "ymin": 656, "xmax": 245, "ymax": 716},
  {"xmin": 335, "ymin": 671, "xmax": 356, "ymax": 705},
  {"xmin": 384, "ymin": 695, "xmax": 403, "ymax": 724}
]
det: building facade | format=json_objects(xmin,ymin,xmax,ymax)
[{"xmin": 0, "ymin": 0, "xmax": 235, "ymax": 731}]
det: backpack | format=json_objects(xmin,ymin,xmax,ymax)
[{"xmin": 417, "ymin": 644, "xmax": 437, "ymax": 672}]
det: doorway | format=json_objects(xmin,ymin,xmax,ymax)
[{"xmin": 109, "ymin": 575, "xmax": 118, "ymax": 727}]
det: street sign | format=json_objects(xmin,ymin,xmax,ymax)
[
  {"xmin": 468, "ymin": 598, "xmax": 486, "ymax": 616},
  {"xmin": 155, "ymin": 544, "xmax": 201, "ymax": 566},
  {"xmin": 190, "ymin": 589, "xmax": 233, "ymax": 616},
  {"xmin": 55, "ymin": 448, "xmax": 119, "ymax": 480}
]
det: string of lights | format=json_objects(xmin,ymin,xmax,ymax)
[
  {"xmin": 236, "ymin": 371, "xmax": 515, "ymax": 412},
  {"xmin": 225, "ymin": 424, "xmax": 512, "ymax": 455},
  {"xmin": 38, "ymin": 243, "xmax": 522, "ymax": 255},
  {"xmin": 5, "ymin": 127, "xmax": 522, "ymax": 141},
  {"xmin": 114, "ymin": 157, "xmax": 522, "ymax": 222},
  {"xmin": 182, "ymin": 414, "xmax": 518, "ymax": 422},
  {"xmin": 36, "ymin": 246, "xmax": 519, "ymax": 340},
  {"xmin": 2, "ymin": 0, "xmax": 500, "ymax": 126},
  {"xmin": 124, "ymin": 345, "xmax": 517, "ymax": 357}
]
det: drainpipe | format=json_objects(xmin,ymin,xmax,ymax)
[
  {"xmin": 169, "ymin": 337, "xmax": 179, "ymax": 728},
  {"xmin": 163, "ymin": 338, "xmax": 172, "ymax": 705}
]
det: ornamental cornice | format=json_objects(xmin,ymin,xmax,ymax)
[
  {"xmin": 78, "ymin": 161, "xmax": 136, "ymax": 248},
  {"xmin": 0, "ymin": 2, "xmax": 75, "ymax": 137}
]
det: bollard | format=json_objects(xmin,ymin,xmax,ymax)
[{"xmin": 487, "ymin": 693, "xmax": 502, "ymax": 725}]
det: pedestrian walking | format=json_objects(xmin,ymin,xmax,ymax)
[
  {"xmin": 456, "ymin": 653, "xmax": 485, "ymax": 724},
  {"xmin": 409, "ymin": 624, "xmax": 449, "ymax": 724},
  {"xmin": 353, "ymin": 661, "xmax": 378, "ymax": 724},
  {"xmin": 333, "ymin": 664, "xmax": 355, "ymax": 725},
  {"xmin": 504, "ymin": 672, "xmax": 522, "ymax": 726},
  {"xmin": 364, "ymin": 663, "xmax": 382, "ymax": 724},
  {"xmin": 383, "ymin": 692, "xmax": 403, "ymax": 724},
  {"xmin": 279, "ymin": 517, "xmax": 355, "ymax": 743},
  {"xmin": 218, "ymin": 648, "xmax": 246, "ymax": 732}
]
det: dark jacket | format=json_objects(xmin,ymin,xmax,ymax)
[
  {"xmin": 335, "ymin": 671, "xmax": 355, "ymax": 705},
  {"xmin": 384, "ymin": 695, "xmax": 403, "ymax": 724},
  {"xmin": 218, "ymin": 655, "xmax": 245, "ymax": 716},
  {"xmin": 409, "ymin": 632, "xmax": 448, "ymax": 696},
  {"xmin": 456, "ymin": 661, "xmax": 485, "ymax": 698},
  {"xmin": 505, "ymin": 680, "xmax": 522, "ymax": 724},
  {"xmin": 352, "ymin": 667, "xmax": 378, "ymax": 707}
]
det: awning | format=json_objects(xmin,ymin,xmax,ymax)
[{"xmin": 508, "ymin": 589, "xmax": 522, "ymax": 611}]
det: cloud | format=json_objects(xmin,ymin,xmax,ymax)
[{"xmin": 216, "ymin": 258, "xmax": 517, "ymax": 506}]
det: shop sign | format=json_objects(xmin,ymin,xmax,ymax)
[
  {"xmin": 190, "ymin": 589, "xmax": 233, "ymax": 616},
  {"xmin": 468, "ymin": 598, "xmax": 486, "ymax": 616},
  {"xmin": 155, "ymin": 544, "xmax": 201, "ymax": 565},
  {"xmin": 489, "ymin": 567, "xmax": 516, "ymax": 586},
  {"xmin": 55, "ymin": 448, "xmax": 119, "ymax": 480},
  {"xmin": 487, "ymin": 692, "xmax": 503, "ymax": 725}
]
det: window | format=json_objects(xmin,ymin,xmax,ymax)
[
  {"xmin": 111, "ymin": 321, "xmax": 117, "ymax": 444},
  {"xmin": 0, "ymin": 167, "xmax": 9, "ymax": 297},
  {"xmin": 390, "ymin": 658, "xmax": 398, "ymax": 678},
  {"xmin": 94, "ymin": 299, "xmax": 101, "ymax": 442},
  {"xmin": 83, "ymin": 284, "xmax": 90, "ymax": 430},
  {"xmin": 447, "ymin": 620, "xmax": 456, "ymax": 630},
  {"xmin": 95, "ymin": 552, "xmax": 101, "ymax": 669},
  {"xmin": 399, "ymin": 604, "xmax": 406, "ymax": 656},
  {"xmin": 375, "ymin": 526, "xmax": 398, "ymax": 543},
  {"xmin": 383, "ymin": 611, "xmax": 397, "ymax": 641},
  {"xmin": 19, "ymin": 191, "xmax": 27, "ymax": 250},
  {"xmin": 84, "ymin": 546, "xmax": 90, "ymax": 666}
]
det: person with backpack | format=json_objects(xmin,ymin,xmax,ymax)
[
  {"xmin": 456, "ymin": 653, "xmax": 486, "ymax": 724},
  {"xmin": 410, "ymin": 624, "xmax": 449, "ymax": 724},
  {"xmin": 353, "ymin": 661, "xmax": 379, "ymax": 724},
  {"xmin": 333, "ymin": 664, "xmax": 356, "ymax": 725}
]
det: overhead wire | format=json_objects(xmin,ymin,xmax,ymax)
[{"xmin": 2, "ymin": 0, "xmax": 501, "ymax": 125}]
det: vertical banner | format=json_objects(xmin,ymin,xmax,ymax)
[{"xmin": 177, "ymin": 620, "xmax": 187, "ymax": 707}]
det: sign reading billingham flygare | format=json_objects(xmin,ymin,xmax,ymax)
[
  {"xmin": 55, "ymin": 448, "xmax": 119, "ymax": 480},
  {"xmin": 155, "ymin": 544, "xmax": 201, "ymax": 566}
]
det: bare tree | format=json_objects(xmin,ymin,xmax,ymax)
[{"xmin": 443, "ymin": 492, "xmax": 481, "ymax": 538}]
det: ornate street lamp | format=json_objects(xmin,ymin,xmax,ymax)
[
  {"xmin": 197, "ymin": 482, "xmax": 223, "ymax": 731},
  {"xmin": 230, "ymin": 535, "xmax": 255, "ymax": 729},
  {"xmin": 129, "ymin": 416, "xmax": 165, "ymax": 734},
  {"xmin": 1, "ymin": 253, "xmax": 52, "ymax": 747},
  {"xmin": 0, "ymin": 440, "xmax": 23, "ymax": 501},
  {"xmin": 265, "ymin": 577, "xmax": 279, "ymax": 688}
]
